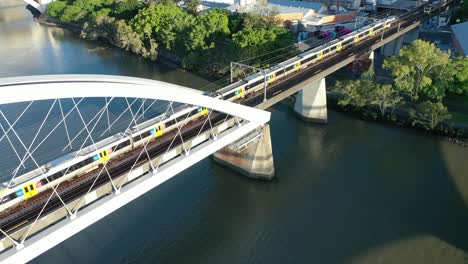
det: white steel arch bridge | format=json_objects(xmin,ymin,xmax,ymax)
[{"xmin": 0, "ymin": 75, "xmax": 270, "ymax": 263}]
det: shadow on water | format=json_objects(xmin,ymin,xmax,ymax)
[
  {"xmin": 32, "ymin": 104, "xmax": 468, "ymax": 264},
  {"xmin": 2, "ymin": 2, "xmax": 467, "ymax": 262}
]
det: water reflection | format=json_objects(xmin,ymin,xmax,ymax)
[{"xmin": 1, "ymin": 1, "xmax": 468, "ymax": 263}]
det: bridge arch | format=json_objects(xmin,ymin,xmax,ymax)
[
  {"xmin": 0, "ymin": 75, "xmax": 270, "ymax": 264},
  {"xmin": 0, "ymin": 74, "xmax": 270, "ymax": 125}
]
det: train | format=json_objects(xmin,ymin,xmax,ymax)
[
  {"xmin": 0, "ymin": 14, "xmax": 398, "ymax": 213},
  {"xmin": 424, "ymin": 0, "xmax": 448, "ymax": 14}
]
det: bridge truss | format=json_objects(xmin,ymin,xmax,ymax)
[{"xmin": 0, "ymin": 75, "xmax": 270, "ymax": 263}]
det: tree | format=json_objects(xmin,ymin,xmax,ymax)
[
  {"xmin": 333, "ymin": 80, "xmax": 402, "ymax": 118},
  {"xmin": 89, "ymin": 8, "xmax": 111, "ymax": 21},
  {"xmin": 332, "ymin": 80, "xmax": 374, "ymax": 108},
  {"xmin": 81, "ymin": 15, "xmax": 157, "ymax": 60},
  {"xmin": 186, "ymin": 9, "xmax": 230, "ymax": 51},
  {"xmin": 242, "ymin": 13, "xmax": 274, "ymax": 29},
  {"xmin": 130, "ymin": 4, "xmax": 192, "ymax": 51},
  {"xmin": 369, "ymin": 84, "xmax": 402, "ymax": 117},
  {"xmin": 112, "ymin": 0, "xmax": 144, "ymax": 20},
  {"xmin": 60, "ymin": 5, "xmax": 86, "ymax": 23},
  {"xmin": 46, "ymin": 1, "xmax": 67, "ymax": 18},
  {"xmin": 184, "ymin": 0, "xmax": 200, "ymax": 15},
  {"xmin": 71, "ymin": 0, "xmax": 113, "ymax": 13},
  {"xmin": 448, "ymin": 56, "xmax": 468, "ymax": 95},
  {"xmin": 383, "ymin": 40, "xmax": 451, "ymax": 101},
  {"xmin": 232, "ymin": 28, "xmax": 276, "ymax": 48},
  {"xmin": 81, "ymin": 13, "xmax": 117, "ymax": 43},
  {"xmin": 410, "ymin": 101, "xmax": 451, "ymax": 130}
]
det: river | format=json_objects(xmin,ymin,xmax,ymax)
[{"xmin": 1, "ymin": 1, "xmax": 468, "ymax": 263}]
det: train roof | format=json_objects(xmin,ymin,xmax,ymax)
[
  {"xmin": 77, "ymin": 133, "xmax": 124, "ymax": 156},
  {"xmin": 131, "ymin": 113, "xmax": 167, "ymax": 132},
  {"xmin": 217, "ymin": 80, "xmax": 246, "ymax": 94},
  {"xmin": 244, "ymin": 71, "xmax": 264, "ymax": 82},
  {"xmin": 278, "ymin": 56, "xmax": 301, "ymax": 67},
  {"xmin": 10, "ymin": 166, "xmax": 48, "ymax": 187}
]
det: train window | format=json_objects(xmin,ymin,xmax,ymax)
[
  {"xmin": 342, "ymin": 38, "xmax": 353, "ymax": 45},
  {"xmin": 301, "ymin": 54, "xmax": 317, "ymax": 64},
  {"xmin": 30, "ymin": 184, "xmax": 34, "ymax": 190},
  {"xmin": 166, "ymin": 119, "xmax": 176, "ymax": 127},
  {"xmin": 1, "ymin": 195, "xmax": 11, "ymax": 204},
  {"xmin": 246, "ymin": 80, "xmax": 263, "ymax": 90},
  {"xmin": 189, "ymin": 109, "xmax": 198, "ymax": 116},
  {"xmin": 140, "ymin": 131, "xmax": 151, "ymax": 138},
  {"xmin": 41, "ymin": 178, "xmax": 48, "ymax": 185},
  {"xmin": 25, "ymin": 186, "xmax": 29, "ymax": 193},
  {"xmin": 285, "ymin": 65, "xmax": 295, "ymax": 71},
  {"xmin": 323, "ymin": 49, "xmax": 329, "ymax": 55},
  {"xmin": 114, "ymin": 140, "xmax": 130, "ymax": 151}
]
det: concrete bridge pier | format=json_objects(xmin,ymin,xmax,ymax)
[
  {"xmin": 293, "ymin": 78, "xmax": 328, "ymax": 124},
  {"xmin": 361, "ymin": 51, "xmax": 375, "ymax": 80},
  {"xmin": 381, "ymin": 28, "xmax": 420, "ymax": 56},
  {"xmin": 381, "ymin": 35, "xmax": 404, "ymax": 56},
  {"xmin": 213, "ymin": 125, "xmax": 275, "ymax": 181}
]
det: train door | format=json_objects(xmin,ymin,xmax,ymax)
[
  {"xmin": 317, "ymin": 51, "xmax": 323, "ymax": 60},
  {"xmin": 98, "ymin": 149, "xmax": 109, "ymax": 163},
  {"xmin": 369, "ymin": 28, "xmax": 374, "ymax": 36},
  {"xmin": 295, "ymin": 61, "xmax": 301, "ymax": 71},
  {"xmin": 154, "ymin": 124, "xmax": 165, "ymax": 137},
  {"xmin": 354, "ymin": 35, "xmax": 360, "ymax": 43},
  {"xmin": 198, "ymin": 107, "xmax": 209, "ymax": 116},
  {"xmin": 235, "ymin": 87, "xmax": 245, "ymax": 98},
  {"xmin": 22, "ymin": 183, "xmax": 38, "ymax": 199},
  {"xmin": 337, "ymin": 43, "xmax": 342, "ymax": 52},
  {"xmin": 266, "ymin": 73, "xmax": 275, "ymax": 83}
]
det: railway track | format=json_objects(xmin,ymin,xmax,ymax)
[{"xmin": 0, "ymin": 4, "xmax": 448, "ymax": 244}]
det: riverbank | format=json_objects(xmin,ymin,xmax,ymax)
[
  {"xmin": 32, "ymin": 10, "xmax": 468, "ymax": 147},
  {"xmin": 326, "ymin": 92, "xmax": 468, "ymax": 147},
  {"xmin": 34, "ymin": 15, "xmax": 186, "ymax": 70},
  {"xmin": 41, "ymin": 0, "xmax": 297, "ymax": 80}
]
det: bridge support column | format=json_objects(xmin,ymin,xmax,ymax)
[
  {"xmin": 213, "ymin": 125, "xmax": 275, "ymax": 180},
  {"xmin": 293, "ymin": 78, "xmax": 327, "ymax": 124},
  {"xmin": 361, "ymin": 51, "xmax": 375, "ymax": 80},
  {"xmin": 381, "ymin": 35, "xmax": 404, "ymax": 56},
  {"xmin": 403, "ymin": 28, "xmax": 419, "ymax": 44}
]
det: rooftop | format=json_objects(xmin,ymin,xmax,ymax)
[{"xmin": 451, "ymin": 21, "xmax": 468, "ymax": 56}]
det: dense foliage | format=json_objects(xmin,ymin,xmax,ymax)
[
  {"xmin": 334, "ymin": 40, "xmax": 468, "ymax": 131},
  {"xmin": 45, "ymin": 0, "xmax": 294, "ymax": 77}
]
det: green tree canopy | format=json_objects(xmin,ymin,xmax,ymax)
[
  {"xmin": 130, "ymin": 4, "xmax": 192, "ymax": 51},
  {"xmin": 333, "ymin": 80, "xmax": 374, "ymax": 108},
  {"xmin": 448, "ymin": 56, "xmax": 468, "ymax": 95},
  {"xmin": 184, "ymin": 0, "xmax": 200, "ymax": 14},
  {"xmin": 112, "ymin": 0, "xmax": 144, "ymax": 20},
  {"xmin": 232, "ymin": 28, "xmax": 276, "ymax": 48},
  {"xmin": 186, "ymin": 9, "xmax": 230, "ymax": 51},
  {"xmin": 81, "ymin": 15, "xmax": 157, "ymax": 60},
  {"xmin": 370, "ymin": 83, "xmax": 402, "ymax": 117},
  {"xmin": 60, "ymin": 5, "xmax": 87, "ymax": 23},
  {"xmin": 70, "ymin": 0, "xmax": 113, "ymax": 14},
  {"xmin": 333, "ymin": 80, "xmax": 401, "ymax": 117},
  {"xmin": 410, "ymin": 101, "xmax": 451, "ymax": 130},
  {"xmin": 383, "ymin": 39, "xmax": 451, "ymax": 101},
  {"xmin": 46, "ymin": 1, "xmax": 67, "ymax": 18}
]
